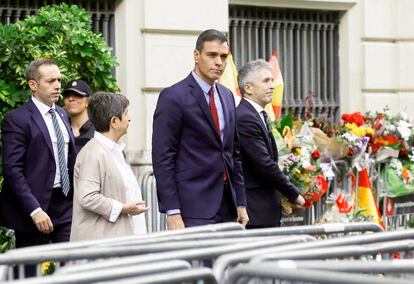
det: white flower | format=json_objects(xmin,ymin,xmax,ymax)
[
  {"xmin": 400, "ymin": 112, "xmax": 408, "ymax": 121},
  {"xmin": 387, "ymin": 125, "xmax": 396, "ymax": 132},
  {"xmin": 397, "ymin": 120, "xmax": 412, "ymax": 140},
  {"xmin": 302, "ymin": 160, "xmax": 312, "ymax": 169}
]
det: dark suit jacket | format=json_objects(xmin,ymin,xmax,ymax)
[
  {"xmin": 0, "ymin": 99, "xmax": 76, "ymax": 233},
  {"xmin": 236, "ymin": 99, "xmax": 299, "ymax": 227},
  {"xmin": 152, "ymin": 73, "xmax": 246, "ymax": 219}
]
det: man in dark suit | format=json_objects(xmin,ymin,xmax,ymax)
[
  {"xmin": 152, "ymin": 29, "xmax": 248, "ymax": 229},
  {"xmin": 236, "ymin": 59, "xmax": 305, "ymax": 229},
  {"xmin": 0, "ymin": 59, "xmax": 76, "ymax": 248}
]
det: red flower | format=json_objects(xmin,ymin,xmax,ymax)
[
  {"xmin": 341, "ymin": 112, "xmax": 365, "ymax": 126},
  {"xmin": 348, "ymin": 147, "xmax": 354, "ymax": 156},
  {"xmin": 311, "ymin": 149, "xmax": 320, "ymax": 160}
]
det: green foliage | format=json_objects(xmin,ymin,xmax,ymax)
[
  {"xmin": 273, "ymin": 114, "xmax": 293, "ymax": 135},
  {"xmin": 0, "ymin": 3, "xmax": 119, "ymax": 192},
  {"xmin": 0, "ymin": 226, "xmax": 15, "ymax": 253},
  {"xmin": 0, "ymin": 3, "xmax": 119, "ymax": 93}
]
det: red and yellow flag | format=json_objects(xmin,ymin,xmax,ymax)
[
  {"xmin": 358, "ymin": 168, "xmax": 384, "ymax": 228},
  {"xmin": 264, "ymin": 51, "xmax": 284, "ymax": 120},
  {"xmin": 219, "ymin": 53, "xmax": 242, "ymax": 105}
]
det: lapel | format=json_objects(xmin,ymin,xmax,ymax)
[
  {"xmin": 241, "ymin": 99, "xmax": 268, "ymax": 138},
  {"xmin": 27, "ymin": 99, "xmax": 54, "ymax": 157},
  {"xmin": 187, "ymin": 74, "xmax": 221, "ymax": 143}
]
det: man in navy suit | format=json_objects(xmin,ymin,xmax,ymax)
[
  {"xmin": 236, "ymin": 59, "xmax": 305, "ymax": 228},
  {"xmin": 152, "ymin": 29, "xmax": 248, "ymax": 229},
  {"xmin": 0, "ymin": 59, "xmax": 76, "ymax": 248}
]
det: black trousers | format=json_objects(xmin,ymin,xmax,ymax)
[{"xmin": 14, "ymin": 189, "xmax": 72, "ymax": 277}]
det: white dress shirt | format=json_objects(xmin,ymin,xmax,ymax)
[
  {"xmin": 94, "ymin": 132, "xmax": 147, "ymax": 235},
  {"xmin": 244, "ymin": 98, "xmax": 268, "ymax": 130}
]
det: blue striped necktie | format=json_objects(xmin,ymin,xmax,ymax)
[{"xmin": 48, "ymin": 108, "xmax": 70, "ymax": 196}]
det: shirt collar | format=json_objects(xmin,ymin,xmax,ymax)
[
  {"xmin": 94, "ymin": 131, "xmax": 125, "ymax": 153},
  {"xmin": 191, "ymin": 71, "xmax": 216, "ymax": 95},
  {"xmin": 244, "ymin": 98, "xmax": 265, "ymax": 114},
  {"xmin": 31, "ymin": 96, "xmax": 56, "ymax": 115}
]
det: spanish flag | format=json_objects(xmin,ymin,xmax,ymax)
[
  {"xmin": 264, "ymin": 51, "xmax": 284, "ymax": 120},
  {"xmin": 219, "ymin": 52, "xmax": 242, "ymax": 105},
  {"xmin": 358, "ymin": 168, "xmax": 384, "ymax": 228}
]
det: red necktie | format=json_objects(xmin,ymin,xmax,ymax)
[
  {"xmin": 209, "ymin": 86, "xmax": 228, "ymax": 181},
  {"xmin": 209, "ymin": 87, "xmax": 220, "ymax": 136}
]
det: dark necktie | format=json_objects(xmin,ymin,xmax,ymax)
[
  {"xmin": 261, "ymin": 110, "xmax": 271, "ymax": 132},
  {"xmin": 49, "ymin": 108, "xmax": 70, "ymax": 196},
  {"xmin": 209, "ymin": 86, "xmax": 228, "ymax": 181},
  {"xmin": 262, "ymin": 110, "xmax": 277, "ymax": 158}
]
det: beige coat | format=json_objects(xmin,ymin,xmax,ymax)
[{"xmin": 70, "ymin": 138, "xmax": 133, "ymax": 241}]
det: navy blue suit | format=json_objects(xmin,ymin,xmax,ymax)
[
  {"xmin": 236, "ymin": 99, "xmax": 299, "ymax": 227},
  {"xmin": 152, "ymin": 73, "xmax": 246, "ymax": 224},
  {"xmin": 0, "ymin": 99, "xmax": 76, "ymax": 246}
]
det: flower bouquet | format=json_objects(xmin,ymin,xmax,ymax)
[{"xmin": 277, "ymin": 120, "xmax": 328, "ymax": 209}]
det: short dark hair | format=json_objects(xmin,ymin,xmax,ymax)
[
  {"xmin": 26, "ymin": 59, "xmax": 58, "ymax": 82},
  {"xmin": 195, "ymin": 29, "xmax": 228, "ymax": 52},
  {"xmin": 88, "ymin": 92, "xmax": 129, "ymax": 133}
]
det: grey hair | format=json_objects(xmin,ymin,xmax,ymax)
[
  {"xmin": 87, "ymin": 92, "xmax": 129, "ymax": 132},
  {"xmin": 238, "ymin": 59, "xmax": 272, "ymax": 95}
]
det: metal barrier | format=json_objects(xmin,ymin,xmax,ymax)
[
  {"xmin": 5, "ymin": 260, "xmax": 191, "ymax": 284},
  {"xmin": 266, "ymin": 259, "xmax": 414, "ymax": 277},
  {"xmin": 213, "ymin": 228, "xmax": 414, "ymax": 282},
  {"xmin": 226, "ymin": 265, "xmax": 413, "ymax": 284},
  {"xmin": 6, "ymin": 222, "xmax": 243, "ymax": 256},
  {"xmin": 108, "ymin": 268, "xmax": 217, "ymax": 284},
  {"xmin": 139, "ymin": 170, "xmax": 166, "ymax": 232},
  {"xmin": 0, "ymin": 234, "xmax": 312, "ymax": 280},
  {"xmin": 250, "ymin": 239, "xmax": 414, "ymax": 262},
  {"xmin": 1, "ymin": 223, "xmax": 411, "ymax": 283}
]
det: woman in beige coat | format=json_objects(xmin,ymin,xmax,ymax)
[{"xmin": 70, "ymin": 92, "xmax": 149, "ymax": 241}]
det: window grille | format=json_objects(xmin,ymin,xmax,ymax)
[
  {"xmin": 229, "ymin": 5, "xmax": 341, "ymax": 121},
  {"xmin": 0, "ymin": 0, "xmax": 115, "ymax": 53}
]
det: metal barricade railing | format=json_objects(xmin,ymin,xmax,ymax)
[
  {"xmin": 0, "ymin": 234, "xmax": 312, "ymax": 280},
  {"xmin": 1, "ymin": 222, "xmax": 243, "ymax": 280},
  {"xmin": 5, "ymin": 260, "xmax": 192, "ymax": 284},
  {"xmin": 250, "ymin": 239, "xmax": 414, "ymax": 262},
  {"xmin": 266, "ymin": 259, "xmax": 414, "ymax": 278},
  {"xmin": 6, "ymin": 222, "xmax": 243, "ymax": 256},
  {"xmin": 213, "ymin": 228, "xmax": 414, "ymax": 282},
  {"xmin": 1, "ymin": 223, "xmax": 410, "ymax": 282},
  {"xmin": 139, "ymin": 170, "xmax": 166, "ymax": 232},
  {"xmin": 108, "ymin": 268, "xmax": 218, "ymax": 284},
  {"xmin": 225, "ymin": 265, "xmax": 413, "ymax": 284}
]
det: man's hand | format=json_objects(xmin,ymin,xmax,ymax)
[
  {"xmin": 236, "ymin": 207, "xmax": 249, "ymax": 227},
  {"xmin": 295, "ymin": 195, "xmax": 306, "ymax": 206},
  {"xmin": 122, "ymin": 200, "xmax": 150, "ymax": 215},
  {"xmin": 31, "ymin": 209, "xmax": 53, "ymax": 234},
  {"xmin": 166, "ymin": 214, "xmax": 185, "ymax": 230}
]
